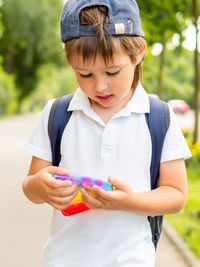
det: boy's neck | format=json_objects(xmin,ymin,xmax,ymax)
[
  {"xmin": 91, "ymin": 105, "xmax": 120, "ymax": 124},
  {"xmin": 90, "ymin": 89, "xmax": 134, "ymax": 124}
]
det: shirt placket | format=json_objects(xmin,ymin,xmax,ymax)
[{"xmin": 101, "ymin": 124, "xmax": 115, "ymax": 159}]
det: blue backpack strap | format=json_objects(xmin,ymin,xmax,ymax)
[
  {"xmin": 145, "ymin": 96, "xmax": 170, "ymax": 248},
  {"xmin": 48, "ymin": 94, "xmax": 73, "ymax": 166},
  {"xmin": 145, "ymin": 96, "xmax": 170, "ymax": 189}
]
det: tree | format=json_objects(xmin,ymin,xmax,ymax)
[
  {"xmin": 0, "ymin": 0, "xmax": 64, "ymax": 111},
  {"xmin": 191, "ymin": 0, "xmax": 200, "ymax": 143},
  {"xmin": 0, "ymin": 0, "xmax": 18, "ymax": 115},
  {"xmin": 137, "ymin": 0, "xmax": 189, "ymax": 99},
  {"xmin": 143, "ymin": 46, "xmax": 194, "ymax": 105},
  {"xmin": 0, "ymin": 0, "xmax": 3, "ymax": 39}
]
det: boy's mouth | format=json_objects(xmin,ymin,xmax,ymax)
[{"xmin": 96, "ymin": 94, "xmax": 113, "ymax": 103}]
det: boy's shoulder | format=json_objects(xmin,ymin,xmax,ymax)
[
  {"xmin": 147, "ymin": 95, "xmax": 170, "ymax": 128},
  {"xmin": 48, "ymin": 94, "xmax": 74, "ymax": 166}
]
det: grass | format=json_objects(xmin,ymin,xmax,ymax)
[{"xmin": 166, "ymin": 166, "xmax": 200, "ymax": 258}]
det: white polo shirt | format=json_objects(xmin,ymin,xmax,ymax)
[{"xmin": 25, "ymin": 83, "xmax": 191, "ymax": 267}]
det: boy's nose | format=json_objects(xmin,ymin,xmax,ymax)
[{"xmin": 94, "ymin": 78, "xmax": 108, "ymax": 94}]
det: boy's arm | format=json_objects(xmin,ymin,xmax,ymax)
[
  {"xmin": 131, "ymin": 158, "xmax": 188, "ymax": 215},
  {"xmin": 22, "ymin": 156, "xmax": 77, "ymax": 209},
  {"xmin": 81, "ymin": 158, "xmax": 188, "ymax": 216}
]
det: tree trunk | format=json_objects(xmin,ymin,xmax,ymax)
[
  {"xmin": 16, "ymin": 91, "xmax": 25, "ymax": 114},
  {"xmin": 157, "ymin": 44, "xmax": 165, "ymax": 100},
  {"xmin": 192, "ymin": 0, "xmax": 200, "ymax": 144},
  {"xmin": 5, "ymin": 45, "xmax": 15, "ymax": 74}
]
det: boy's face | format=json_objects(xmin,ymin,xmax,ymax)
[{"xmin": 70, "ymin": 48, "xmax": 140, "ymax": 112}]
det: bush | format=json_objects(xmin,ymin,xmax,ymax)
[
  {"xmin": 166, "ymin": 166, "xmax": 200, "ymax": 258},
  {"xmin": 0, "ymin": 59, "xmax": 17, "ymax": 116},
  {"xmin": 21, "ymin": 63, "xmax": 77, "ymax": 113},
  {"xmin": 166, "ymin": 131, "xmax": 200, "ymax": 258},
  {"xmin": 184, "ymin": 135, "xmax": 200, "ymax": 167}
]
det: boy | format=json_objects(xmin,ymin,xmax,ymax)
[{"xmin": 23, "ymin": 1, "xmax": 191, "ymax": 266}]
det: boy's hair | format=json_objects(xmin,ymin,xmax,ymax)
[{"xmin": 65, "ymin": 6, "xmax": 146, "ymax": 90}]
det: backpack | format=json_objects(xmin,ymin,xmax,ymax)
[{"xmin": 48, "ymin": 94, "xmax": 170, "ymax": 249}]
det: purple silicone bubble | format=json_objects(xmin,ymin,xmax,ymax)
[
  {"xmin": 66, "ymin": 175, "xmax": 73, "ymax": 181},
  {"xmin": 95, "ymin": 179, "xmax": 103, "ymax": 187}
]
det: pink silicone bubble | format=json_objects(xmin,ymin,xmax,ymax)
[{"xmin": 82, "ymin": 177, "xmax": 91, "ymax": 186}]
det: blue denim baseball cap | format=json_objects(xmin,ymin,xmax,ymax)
[{"xmin": 60, "ymin": 0, "xmax": 144, "ymax": 42}]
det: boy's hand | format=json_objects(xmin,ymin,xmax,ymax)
[
  {"xmin": 27, "ymin": 166, "xmax": 78, "ymax": 210},
  {"xmin": 81, "ymin": 176, "xmax": 135, "ymax": 211}
]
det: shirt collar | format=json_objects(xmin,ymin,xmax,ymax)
[
  {"xmin": 68, "ymin": 83, "xmax": 150, "ymax": 114},
  {"xmin": 125, "ymin": 83, "xmax": 150, "ymax": 114},
  {"xmin": 68, "ymin": 87, "xmax": 91, "ymax": 112}
]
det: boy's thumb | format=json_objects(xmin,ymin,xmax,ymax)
[
  {"xmin": 45, "ymin": 166, "xmax": 69, "ymax": 176},
  {"xmin": 45, "ymin": 166, "xmax": 72, "ymax": 188},
  {"xmin": 108, "ymin": 176, "xmax": 127, "ymax": 191}
]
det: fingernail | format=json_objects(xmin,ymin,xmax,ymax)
[{"xmin": 108, "ymin": 177, "xmax": 113, "ymax": 183}]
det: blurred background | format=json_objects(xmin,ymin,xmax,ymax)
[
  {"xmin": 0, "ymin": 0, "xmax": 200, "ymax": 266},
  {"xmin": 0, "ymin": 0, "xmax": 200, "ymax": 142}
]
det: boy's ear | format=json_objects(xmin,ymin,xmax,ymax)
[{"xmin": 136, "ymin": 43, "xmax": 146, "ymax": 65}]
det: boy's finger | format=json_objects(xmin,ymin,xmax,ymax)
[
  {"xmin": 92, "ymin": 185, "xmax": 113, "ymax": 200},
  {"xmin": 82, "ymin": 184, "xmax": 111, "ymax": 201},
  {"xmin": 50, "ymin": 191, "xmax": 78, "ymax": 210},
  {"xmin": 52, "ymin": 184, "xmax": 78, "ymax": 197},
  {"xmin": 81, "ymin": 188, "xmax": 102, "ymax": 209},
  {"xmin": 46, "ymin": 174, "xmax": 73, "ymax": 189}
]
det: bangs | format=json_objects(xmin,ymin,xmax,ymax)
[{"xmin": 65, "ymin": 36, "xmax": 122, "ymax": 65}]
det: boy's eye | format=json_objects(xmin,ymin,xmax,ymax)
[
  {"xmin": 79, "ymin": 73, "xmax": 92, "ymax": 78},
  {"xmin": 106, "ymin": 71, "xmax": 120, "ymax": 76},
  {"xmin": 79, "ymin": 71, "xmax": 120, "ymax": 78}
]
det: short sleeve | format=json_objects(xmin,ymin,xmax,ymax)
[
  {"xmin": 161, "ymin": 105, "xmax": 192, "ymax": 163},
  {"xmin": 24, "ymin": 99, "xmax": 55, "ymax": 162}
]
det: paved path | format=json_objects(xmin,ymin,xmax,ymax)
[
  {"xmin": 0, "ymin": 114, "xmax": 194, "ymax": 267},
  {"xmin": 156, "ymin": 230, "xmax": 190, "ymax": 267}
]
